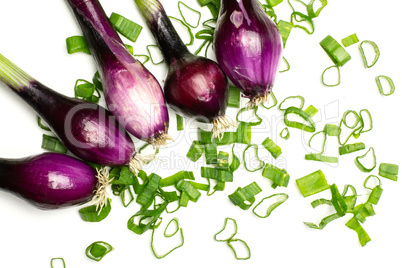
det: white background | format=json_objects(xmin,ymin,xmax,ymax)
[{"xmin": 0, "ymin": 0, "xmax": 401, "ymax": 267}]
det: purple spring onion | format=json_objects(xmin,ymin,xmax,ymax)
[
  {"xmin": 66, "ymin": 0, "xmax": 171, "ymax": 147},
  {"xmin": 0, "ymin": 53, "xmax": 152, "ymax": 175},
  {"xmin": 214, "ymin": 0, "xmax": 282, "ymax": 107},
  {"xmin": 0, "ymin": 153, "xmax": 101, "ymax": 209},
  {"xmin": 134, "ymin": 0, "xmax": 237, "ymax": 139}
]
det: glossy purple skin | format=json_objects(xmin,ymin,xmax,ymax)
[
  {"xmin": 214, "ymin": 0, "xmax": 282, "ymax": 99},
  {"xmin": 0, "ymin": 153, "xmax": 97, "ymax": 209},
  {"xmin": 17, "ymin": 81, "xmax": 135, "ymax": 166},
  {"xmin": 135, "ymin": 0, "xmax": 229, "ymax": 122},
  {"xmin": 165, "ymin": 54, "xmax": 229, "ymax": 122},
  {"xmin": 67, "ymin": 0, "xmax": 169, "ymax": 142}
]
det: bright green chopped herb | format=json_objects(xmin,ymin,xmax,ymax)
[
  {"xmin": 243, "ymin": 144, "xmax": 264, "ymax": 172},
  {"xmin": 226, "ymin": 239, "xmax": 251, "ymax": 260},
  {"xmin": 186, "ymin": 141, "xmax": 205, "ymax": 162},
  {"xmin": 178, "ymin": 1, "xmax": 201, "ymax": 28},
  {"xmin": 201, "ymin": 167, "xmax": 233, "ymax": 182},
  {"xmin": 262, "ymin": 164, "xmax": 290, "ymax": 188},
  {"xmin": 346, "ymin": 217, "xmax": 371, "ymax": 246},
  {"xmin": 277, "ymin": 20, "xmax": 293, "ymax": 48},
  {"xmin": 280, "ymin": 127, "xmax": 290, "ymax": 139},
  {"xmin": 359, "ymin": 40, "xmax": 380, "ymax": 68},
  {"xmin": 278, "ymin": 95, "xmax": 305, "ymax": 111},
  {"xmin": 304, "ymin": 213, "xmax": 341, "ymax": 230},
  {"xmin": 355, "ymin": 147, "xmax": 376, "ymax": 172},
  {"xmin": 217, "ymin": 151, "xmax": 230, "ymax": 170},
  {"xmin": 375, "ymin": 75, "xmax": 395, "ymax": 96},
  {"xmin": 147, "ymin": 44, "xmax": 165, "ymax": 65},
  {"xmin": 304, "ymin": 105, "xmax": 319, "ymax": 117},
  {"xmin": 125, "ymin": 44, "xmax": 134, "ymax": 55},
  {"xmin": 109, "ymin": 12, "xmax": 142, "ymax": 42},
  {"xmin": 320, "ymin": 35, "xmax": 351, "ymax": 66},
  {"xmin": 176, "ymin": 179, "xmax": 202, "ymax": 203},
  {"xmin": 284, "ymin": 107, "xmax": 316, "ymax": 132},
  {"xmin": 79, "ymin": 199, "xmax": 112, "ymax": 222},
  {"xmin": 37, "ymin": 116, "xmax": 51, "ymax": 131},
  {"xmin": 136, "ymin": 173, "xmax": 161, "ymax": 209},
  {"xmin": 205, "ymin": 143, "xmax": 217, "ymax": 164},
  {"xmin": 66, "ymin": 36, "xmax": 91, "ymax": 54},
  {"xmin": 266, "ymin": 0, "xmax": 283, "ymax": 7},
  {"xmin": 262, "ymin": 137, "xmax": 282, "ymax": 159},
  {"xmin": 339, "ymin": 142, "xmax": 366, "ymax": 155},
  {"xmin": 353, "ymin": 203, "xmax": 375, "ymax": 224},
  {"xmin": 74, "ymin": 79, "xmax": 100, "ymax": 103},
  {"xmin": 228, "ymin": 86, "xmax": 241, "ymax": 108},
  {"xmin": 341, "ymin": 33, "xmax": 359, "ymax": 47},
  {"xmin": 169, "ymin": 16, "xmax": 195, "ymax": 46},
  {"xmin": 321, "ymin": 65, "xmax": 341, "ymax": 87},
  {"xmin": 252, "ymin": 193, "xmax": 288, "ymax": 218},
  {"xmin": 229, "ymin": 182, "xmax": 262, "ymax": 210},
  {"xmin": 127, "ymin": 202, "xmax": 167, "ymax": 235},
  {"xmin": 307, "ymin": 0, "xmax": 327, "ymax": 18},
  {"xmin": 50, "ymin": 258, "xmax": 66, "ymax": 268},
  {"xmin": 279, "ymin": 56, "xmax": 290, "ymax": 73},
  {"xmin": 176, "ymin": 114, "xmax": 184, "ymax": 131},
  {"xmin": 261, "ymin": 92, "xmax": 278, "ymax": 110},
  {"xmin": 214, "ymin": 217, "xmax": 237, "ymax": 242},
  {"xmin": 296, "ymin": 170, "xmax": 330, "ymax": 197},
  {"xmin": 378, "ymin": 163, "xmax": 399, "ymax": 181},
  {"xmin": 305, "ymin": 153, "xmax": 338, "ymax": 163},
  {"xmin": 159, "ymin": 171, "xmax": 195, "ymax": 188},
  {"xmin": 41, "ymin": 134, "xmax": 67, "ymax": 153},
  {"xmin": 230, "ymin": 145, "xmax": 241, "ymax": 172},
  {"xmin": 92, "ymin": 71, "xmax": 103, "ymax": 91},
  {"xmin": 85, "ymin": 241, "xmax": 113, "ymax": 262},
  {"xmin": 291, "ymin": 12, "xmax": 315, "ymax": 35},
  {"xmin": 236, "ymin": 106, "xmax": 263, "ymax": 126},
  {"xmin": 151, "ymin": 218, "xmax": 184, "ymax": 259}
]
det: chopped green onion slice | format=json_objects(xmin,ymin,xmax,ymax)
[
  {"xmin": 217, "ymin": 151, "xmax": 230, "ymax": 170},
  {"xmin": 66, "ymin": 36, "xmax": 91, "ymax": 55},
  {"xmin": 261, "ymin": 92, "xmax": 278, "ymax": 110},
  {"xmin": 252, "ymin": 193, "xmax": 288, "ymax": 218},
  {"xmin": 310, "ymin": 198, "xmax": 333, "ymax": 208},
  {"xmin": 92, "ymin": 71, "xmax": 103, "ymax": 91},
  {"xmin": 290, "ymin": 12, "xmax": 315, "ymax": 35},
  {"xmin": 279, "ymin": 56, "xmax": 290, "ymax": 73},
  {"xmin": 176, "ymin": 180, "xmax": 201, "ymax": 202},
  {"xmin": 120, "ymin": 187, "xmax": 134, "ymax": 207},
  {"xmin": 176, "ymin": 114, "xmax": 184, "ymax": 131},
  {"xmin": 355, "ymin": 147, "xmax": 376, "ymax": 172},
  {"xmin": 262, "ymin": 137, "xmax": 282, "ymax": 159},
  {"xmin": 79, "ymin": 199, "xmax": 112, "ymax": 222},
  {"xmin": 321, "ymin": 65, "xmax": 341, "ymax": 87},
  {"xmin": 262, "ymin": 164, "xmax": 290, "ymax": 188},
  {"xmin": 230, "ymin": 145, "xmax": 241, "ymax": 172},
  {"xmin": 305, "ymin": 153, "xmax": 338, "ymax": 163},
  {"xmin": 228, "ymin": 86, "xmax": 241, "ymax": 108},
  {"xmin": 353, "ymin": 203, "xmax": 375, "ymax": 223},
  {"xmin": 197, "ymin": 123, "xmax": 251, "ymax": 145},
  {"xmin": 307, "ymin": 0, "xmax": 327, "ymax": 18},
  {"xmin": 341, "ymin": 184, "xmax": 358, "ymax": 212},
  {"xmin": 320, "ymin": 35, "xmax": 351, "ymax": 67},
  {"xmin": 147, "ymin": 45, "xmax": 165, "ymax": 65},
  {"xmin": 169, "ymin": 16, "xmax": 195, "ymax": 46},
  {"xmin": 205, "ymin": 143, "xmax": 218, "ymax": 164},
  {"xmin": 134, "ymin": 54, "xmax": 150, "ymax": 64},
  {"xmin": 188, "ymin": 181, "xmax": 210, "ymax": 192},
  {"xmin": 280, "ymin": 127, "xmax": 290, "ymax": 139},
  {"xmin": 341, "ymin": 33, "xmax": 359, "ymax": 47},
  {"xmin": 226, "ymin": 239, "xmax": 251, "ymax": 260},
  {"xmin": 201, "ymin": 167, "xmax": 233, "ymax": 182},
  {"xmin": 379, "ymin": 163, "xmax": 399, "ymax": 181},
  {"xmin": 41, "ymin": 134, "xmax": 67, "ymax": 153},
  {"xmin": 178, "ymin": 1, "xmax": 201, "ymax": 28},
  {"xmin": 37, "ymin": 116, "xmax": 51, "ymax": 131},
  {"xmin": 136, "ymin": 173, "xmax": 161, "ymax": 209},
  {"xmin": 359, "ymin": 40, "xmax": 380, "ymax": 68},
  {"xmin": 127, "ymin": 202, "xmax": 167, "ymax": 235},
  {"xmin": 186, "ymin": 141, "xmax": 205, "ymax": 162},
  {"xmin": 50, "ymin": 258, "xmax": 66, "ymax": 268},
  {"xmin": 304, "ymin": 213, "xmax": 341, "ymax": 230},
  {"xmin": 279, "ymin": 95, "xmax": 305, "ymax": 111},
  {"xmin": 367, "ymin": 185, "xmax": 383, "ymax": 205},
  {"xmin": 160, "ymin": 171, "xmax": 195, "ymax": 188},
  {"xmin": 345, "ymin": 217, "xmax": 371, "ymax": 247},
  {"xmin": 228, "ymin": 182, "xmax": 262, "ymax": 210},
  {"xmin": 243, "ymin": 144, "xmax": 264, "ymax": 172},
  {"xmin": 214, "ymin": 217, "xmax": 237, "ymax": 242},
  {"xmin": 296, "ymin": 170, "xmax": 330, "ymax": 197},
  {"xmin": 284, "ymin": 107, "xmax": 316, "ymax": 132},
  {"xmin": 308, "ymin": 131, "xmax": 326, "ymax": 153},
  {"xmin": 74, "ymin": 79, "xmax": 95, "ymax": 98},
  {"xmin": 339, "ymin": 142, "xmax": 365, "ymax": 155},
  {"xmin": 85, "ymin": 241, "xmax": 113, "ymax": 262},
  {"xmin": 110, "ymin": 166, "xmax": 137, "ymax": 187},
  {"xmin": 109, "ymin": 13, "xmax": 142, "ymax": 42},
  {"xmin": 195, "ymin": 29, "xmax": 214, "ymax": 41},
  {"xmin": 330, "ymin": 184, "xmax": 347, "ymax": 216},
  {"xmin": 151, "ymin": 218, "xmax": 184, "ymax": 259},
  {"xmin": 236, "ymin": 106, "xmax": 263, "ymax": 126},
  {"xmin": 375, "ymin": 75, "xmax": 395, "ymax": 96},
  {"xmin": 358, "ymin": 109, "xmax": 373, "ymax": 134},
  {"xmin": 304, "ymin": 105, "xmax": 318, "ymax": 117},
  {"xmin": 277, "ymin": 20, "xmax": 293, "ymax": 48},
  {"xmin": 124, "ymin": 44, "xmax": 134, "ymax": 55},
  {"xmin": 266, "ymin": 0, "xmax": 283, "ymax": 7}
]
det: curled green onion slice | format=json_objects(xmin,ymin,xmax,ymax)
[
  {"xmin": 277, "ymin": 20, "xmax": 293, "ymax": 48},
  {"xmin": 186, "ymin": 141, "xmax": 204, "ymax": 162},
  {"xmin": 375, "ymin": 75, "xmax": 395, "ymax": 96},
  {"xmin": 226, "ymin": 239, "xmax": 251, "ymax": 260},
  {"xmin": 146, "ymin": 44, "xmax": 165, "ymax": 65},
  {"xmin": 178, "ymin": 1, "xmax": 201, "ymax": 28},
  {"xmin": 359, "ymin": 40, "xmax": 380, "ymax": 68},
  {"xmin": 205, "ymin": 143, "xmax": 218, "ymax": 164},
  {"xmin": 341, "ymin": 184, "xmax": 358, "ymax": 212},
  {"xmin": 79, "ymin": 199, "xmax": 112, "ymax": 222},
  {"xmin": 262, "ymin": 164, "xmax": 290, "ymax": 188},
  {"xmin": 262, "ymin": 137, "xmax": 282, "ymax": 159},
  {"xmin": 109, "ymin": 13, "xmax": 142, "ymax": 42},
  {"xmin": 252, "ymin": 193, "xmax": 289, "ymax": 218},
  {"xmin": 201, "ymin": 167, "xmax": 233, "ymax": 182},
  {"xmin": 279, "ymin": 56, "xmax": 290, "ymax": 73},
  {"xmin": 364, "ymin": 176, "xmax": 383, "ymax": 205},
  {"xmin": 341, "ymin": 33, "xmax": 359, "ymax": 47},
  {"xmin": 304, "ymin": 213, "xmax": 341, "ymax": 230},
  {"xmin": 266, "ymin": 0, "xmax": 283, "ymax": 7},
  {"xmin": 346, "ymin": 217, "xmax": 371, "ymax": 247},
  {"xmin": 261, "ymin": 92, "xmax": 278, "ymax": 110},
  {"xmin": 169, "ymin": 16, "xmax": 195, "ymax": 46},
  {"xmin": 280, "ymin": 127, "xmax": 290, "ymax": 139},
  {"xmin": 330, "ymin": 184, "xmax": 347, "ymax": 216},
  {"xmin": 217, "ymin": 151, "xmax": 230, "ymax": 170},
  {"xmin": 151, "ymin": 218, "xmax": 184, "ymax": 259},
  {"xmin": 214, "ymin": 217, "xmax": 237, "ymax": 242},
  {"xmin": 339, "ymin": 142, "xmax": 365, "ymax": 155},
  {"xmin": 321, "ymin": 65, "xmax": 340, "ymax": 87},
  {"xmin": 291, "ymin": 12, "xmax": 315, "ymax": 35},
  {"xmin": 284, "ymin": 107, "xmax": 316, "ymax": 132},
  {"xmin": 279, "ymin": 95, "xmax": 305, "ymax": 111},
  {"xmin": 228, "ymin": 86, "xmax": 241, "ymax": 108},
  {"xmin": 296, "ymin": 170, "xmax": 330, "ymax": 197},
  {"xmin": 176, "ymin": 180, "xmax": 202, "ymax": 203},
  {"xmin": 127, "ymin": 203, "xmax": 167, "ymax": 235},
  {"xmin": 51, "ymin": 258, "xmax": 66, "ymax": 268},
  {"xmin": 236, "ymin": 106, "xmax": 263, "ymax": 126},
  {"xmin": 92, "ymin": 71, "xmax": 103, "ymax": 91},
  {"xmin": 379, "ymin": 163, "xmax": 399, "ymax": 181},
  {"xmin": 41, "ymin": 134, "xmax": 67, "ymax": 153},
  {"xmin": 230, "ymin": 145, "xmax": 241, "ymax": 172},
  {"xmin": 66, "ymin": 36, "xmax": 91, "ymax": 54},
  {"xmin": 243, "ymin": 144, "xmax": 264, "ymax": 172},
  {"xmin": 320, "ymin": 35, "xmax": 351, "ymax": 67},
  {"xmin": 176, "ymin": 114, "xmax": 184, "ymax": 131},
  {"xmin": 353, "ymin": 203, "xmax": 375, "ymax": 224},
  {"xmin": 133, "ymin": 54, "xmax": 150, "ymax": 64},
  {"xmin": 136, "ymin": 173, "xmax": 161, "ymax": 209},
  {"xmin": 307, "ymin": 0, "xmax": 327, "ymax": 18},
  {"xmin": 85, "ymin": 241, "xmax": 113, "ymax": 262},
  {"xmin": 355, "ymin": 147, "xmax": 376, "ymax": 172},
  {"xmin": 228, "ymin": 182, "xmax": 262, "ymax": 210},
  {"xmin": 305, "ymin": 153, "xmax": 338, "ymax": 163},
  {"xmin": 125, "ymin": 44, "xmax": 134, "ymax": 55},
  {"xmin": 160, "ymin": 171, "xmax": 195, "ymax": 188},
  {"xmin": 304, "ymin": 105, "xmax": 318, "ymax": 118}
]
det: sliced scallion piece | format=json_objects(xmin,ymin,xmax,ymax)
[
  {"xmin": 147, "ymin": 44, "xmax": 165, "ymax": 65},
  {"xmin": 236, "ymin": 106, "xmax": 263, "ymax": 126},
  {"xmin": 151, "ymin": 218, "xmax": 184, "ymax": 259},
  {"xmin": 378, "ymin": 163, "xmax": 399, "ymax": 181},
  {"xmin": 278, "ymin": 95, "xmax": 305, "ymax": 111},
  {"xmin": 304, "ymin": 105, "xmax": 319, "ymax": 118},
  {"xmin": 205, "ymin": 143, "xmax": 217, "ymax": 164},
  {"xmin": 50, "ymin": 258, "xmax": 66, "ymax": 268},
  {"xmin": 290, "ymin": 12, "xmax": 315, "ymax": 35},
  {"xmin": 37, "ymin": 116, "xmax": 51, "ymax": 131},
  {"xmin": 262, "ymin": 137, "xmax": 282, "ymax": 159},
  {"xmin": 279, "ymin": 56, "xmax": 290, "ymax": 73},
  {"xmin": 169, "ymin": 16, "xmax": 195, "ymax": 46},
  {"xmin": 159, "ymin": 171, "xmax": 195, "ymax": 188},
  {"xmin": 307, "ymin": 0, "xmax": 327, "ymax": 18},
  {"xmin": 217, "ymin": 151, "xmax": 230, "ymax": 171},
  {"xmin": 267, "ymin": 0, "xmax": 283, "ymax": 7},
  {"xmin": 41, "ymin": 134, "xmax": 67, "ymax": 153},
  {"xmin": 227, "ymin": 239, "xmax": 251, "ymax": 260},
  {"xmin": 320, "ymin": 35, "xmax": 351, "ymax": 67},
  {"xmin": 214, "ymin": 217, "xmax": 238, "ymax": 242},
  {"xmin": 353, "ymin": 203, "xmax": 375, "ymax": 224},
  {"xmin": 321, "ymin": 65, "xmax": 340, "ymax": 87},
  {"xmin": 364, "ymin": 175, "xmax": 383, "ymax": 205},
  {"xmin": 127, "ymin": 202, "xmax": 167, "ymax": 235},
  {"xmin": 284, "ymin": 107, "xmax": 316, "ymax": 132},
  {"xmin": 261, "ymin": 92, "xmax": 278, "ymax": 110},
  {"xmin": 228, "ymin": 182, "xmax": 262, "ymax": 210},
  {"xmin": 66, "ymin": 36, "xmax": 91, "ymax": 54},
  {"xmin": 243, "ymin": 144, "xmax": 264, "ymax": 172},
  {"xmin": 375, "ymin": 75, "xmax": 395, "ymax": 96},
  {"xmin": 176, "ymin": 114, "xmax": 184, "ymax": 131},
  {"xmin": 178, "ymin": 1, "xmax": 201, "ymax": 28},
  {"xmin": 277, "ymin": 20, "xmax": 293, "ymax": 48},
  {"xmin": 346, "ymin": 217, "xmax": 371, "ymax": 246},
  {"xmin": 136, "ymin": 173, "xmax": 161, "ymax": 209},
  {"xmin": 109, "ymin": 12, "xmax": 142, "ymax": 42},
  {"xmin": 355, "ymin": 147, "xmax": 376, "ymax": 172},
  {"xmin": 262, "ymin": 164, "xmax": 290, "ymax": 188},
  {"xmin": 304, "ymin": 213, "xmax": 341, "ymax": 230},
  {"xmin": 228, "ymin": 86, "xmax": 241, "ymax": 108},
  {"xmin": 359, "ymin": 40, "xmax": 380, "ymax": 68},
  {"xmin": 85, "ymin": 241, "xmax": 113, "ymax": 262},
  {"xmin": 341, "ymin": 33, "xmax": 359, "ymax": 47},
  {"xmin": 339, "ymin": 142, "xmax": 365, "ymax": 155},
  {"xmin": 79, "ymin": 199, "xmax": 112, "ymax": 222},
  {"xmin": 230, "ymin": 145, "xmax": 241, "ymax": 172},
  {"xmin": 296, "ymin": 170, "xmax": 330, "ymax": 197},
  {"xmin": 305, "ymin": 153, "xmax": 338, "ymax": 163},
  {"xmin": 186, "ymin": 141, "xmax": 205, "ymax": 162},
  {"xmin": 280, "ymin": 127, "xmax": 290, "ymax": 139},
  {"xmin": 252, "ymin": 193, "xmax": 288, "ymax": 218},
  {"xmin": 176, "ymin": 179, "xmax": 202, "ymax": 203}
]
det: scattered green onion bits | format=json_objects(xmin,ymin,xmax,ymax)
[
  {"xmin": 320, "ymin": 35, "xmax": 351, "ymax": 66},
  {"xmin": 85, "ymin": 241, "xmax": 113, "ymax": 262}
]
